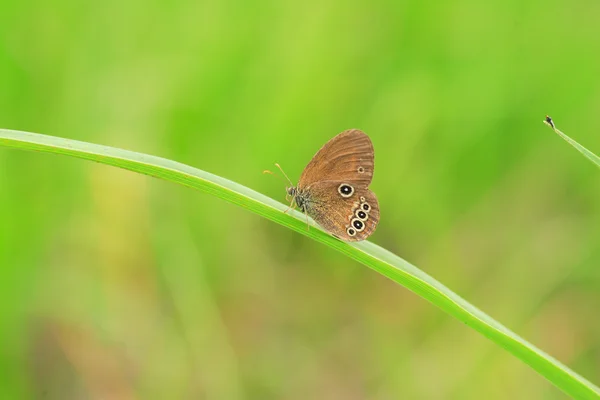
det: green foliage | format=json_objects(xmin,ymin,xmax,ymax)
[
  {"xmin": 1, "ymin": 129, "xmax": 599, "ymax": 399},
  {"xmin": 1, "ymin": 1, "xmax": 600, "ymax": 398},
  {"xmin": 544, "ymin": 117, "xmax": 600, "ymax": 168}
]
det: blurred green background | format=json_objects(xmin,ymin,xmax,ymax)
[{"xmin": 1, "ymin": 0, "xmax": 599, "ymax": 398}]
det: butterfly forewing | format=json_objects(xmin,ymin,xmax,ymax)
[{"xmin": 298, "ymin": 129, "xmax": 374, "ymax": 188}]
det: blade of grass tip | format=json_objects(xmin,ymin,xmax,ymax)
[
  {"xmin": 1, "ymin": 128, "xmax": 600, "ymax": 399},
  {"xmin": 544, "ymin": 115, "xmax": 600, "ymax": 168}
]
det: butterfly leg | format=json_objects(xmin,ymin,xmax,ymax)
[
  {"xmin": 305, "ymin": 212, "xmax": 311, "ymax": 231},
  {"xmin": 283, "ymin": 200, "xmax": 296, "ymax": 214}
]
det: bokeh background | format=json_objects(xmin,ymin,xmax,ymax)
[{"xmin": 1, "ymin": 0, "xmax": 599, "ymax": 399}]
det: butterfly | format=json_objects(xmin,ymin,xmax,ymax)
[{"xmin": 267, "ymin": 129, "xmax": 379, "ymax": 242}]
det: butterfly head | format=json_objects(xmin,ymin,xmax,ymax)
[{"xmin": 286, "ymin": 186, "xmax": 297, "ymax": 200}]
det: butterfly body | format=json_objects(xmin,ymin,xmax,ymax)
[{"xmin": 285, "ymin": 129, "xmax": 379, "ymax": 242}]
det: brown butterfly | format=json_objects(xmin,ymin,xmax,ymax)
[{"xmin": 267, "ymin": 129, "xmax": 379, "ymax": 242}]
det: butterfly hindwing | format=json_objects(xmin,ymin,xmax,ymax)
[{"xmin": 301, "ymin": 181, "xmax": 379, "ymax": 242}]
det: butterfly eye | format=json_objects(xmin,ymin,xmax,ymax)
[
  {"xmin": 346, "ymin": 227, "xmax": 357, "ymax": 237},
  {"xmin": 338, "ymin": 183, "xmax": 354, "ymax": 198},
  {"xmin": 361, "ymin": 202, "xmax": 370, "ymax": 212},
  {"xmin": 356, "ymin": 210, "xmax": 368, "ymax": 221},
  {"xmin": 351, "ymin": 218, "xmax": 365, "ymax": 232}
]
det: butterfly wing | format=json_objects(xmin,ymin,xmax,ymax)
[
  {"xmin": 302, "ymin": 181, "xmax": 379, "ymax": 241},
  {"xmin": 298, "ymin": 129, "xmax": 374, "ymax": 187}
]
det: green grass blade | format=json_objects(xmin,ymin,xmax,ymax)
[
  {"xmin": 1, "ymin": 128, "xmax": 599, "ymax": 399},
  {"xmin": 544, "ymin": 116, "xmax": 600, "ymax": 168}
]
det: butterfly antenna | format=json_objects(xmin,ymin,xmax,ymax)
[
  {"xmin": 263, "ymin": 163, "xmax": 294, "ymax": 187},
  {"xmin": 275, "ymin": 163, "xmax": 294, "ymax": 187},
  {"xmin": 263, "ymin": 163, "xmax": 298, "ymax": 214},
  {"xmin": 262, "ymin": 169, "xmax": 284, "ymax": 182}
]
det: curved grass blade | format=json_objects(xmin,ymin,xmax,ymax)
[
  {"xmin": 1, "ymin": 128, "xmax": 599, "ymax": 399},
  {"xmin": 544, "ymin": 115, "xmax": 600, "ymax": 168}
]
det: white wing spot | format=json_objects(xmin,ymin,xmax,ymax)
[
  {"xmin": 338, "ymin": 183, "xmax": 354, "ymax": 198},
  {"xmin": 351, "ymin": 218, "xmax": 366, "ymax": 232}
]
